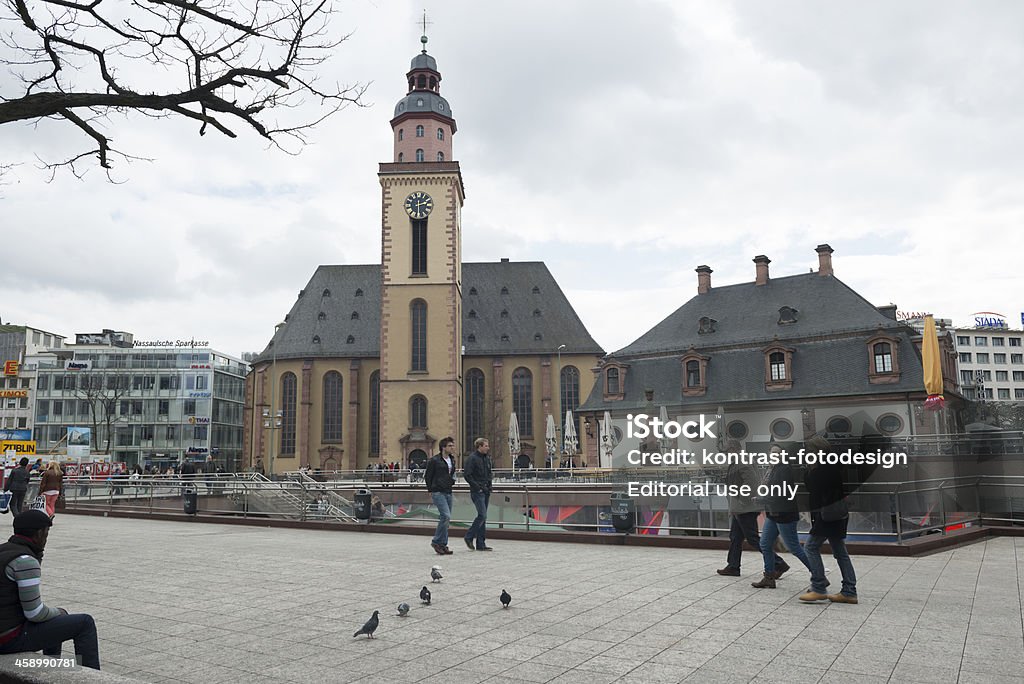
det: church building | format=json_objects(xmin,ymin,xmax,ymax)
[{"xmin": 243, "ymin": 37, "xmax": 603, "ymax": 474}]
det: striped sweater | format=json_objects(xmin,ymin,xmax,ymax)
[
  {"xmin": 4, "ymin": 554, "xmax": 61, "ymax": 623},
  {"xmin": 0, "ymin": 537, "xmax": 60, "ymax": 637}
]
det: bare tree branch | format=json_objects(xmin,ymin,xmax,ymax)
[{"xmin": 0, "ymin": 0, "xmax": 367, "ymax": 177}]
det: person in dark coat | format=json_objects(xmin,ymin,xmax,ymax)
[
  {"xmin": 462, "ymin": 438, "xmax": 493, "ymax": 551},
  {"xmin": 3, "ymin": 459, "xmax": 31, "ymax": 516},
  {"xmin": 752, "ymin": 444, "xmax": 812, "ymax": 589},
  {"xmin": 425, "ymin": 437, "xmax": 457, "ymax": 555},
  {"xmin": 800, "ymin": 436, "xmax": 858, "ymax": 604},
  {"xmin": 717, "ymin": 441, "xmax": 788, "ymax": 578}
]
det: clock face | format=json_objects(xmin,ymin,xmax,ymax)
[{"xmin": 404, "ymin": 191, "xmax": 433, "ymax": 219}]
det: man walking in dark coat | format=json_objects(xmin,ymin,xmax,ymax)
[
  {"xmin": 425, "ymin": 437, "xmax": 457, "ymax": 555},
  {"xmin": 800, "ymin": 436, "xmax": 858, "ymax": 604},
  {"xmin": 462, "ymin": 438, "xmax": 493, "ymax": 551},
  {"xmin": 3, "ymin": 459, "xmax": 31, "ymax": 517},
  {"xmin": 717, "ymin": 441, "xmax": 788, "ymax": 578}
]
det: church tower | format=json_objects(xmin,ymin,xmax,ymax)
[{"xmin": 378, "ymin": 34, "xmax": 465, "ymax": 465}]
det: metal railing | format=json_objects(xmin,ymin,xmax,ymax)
[{"xmin": 48, "ymin": 472, "xmax": 1024, "ymax": 542}]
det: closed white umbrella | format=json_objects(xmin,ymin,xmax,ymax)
[
  {"xmin": 563, "ymin": 410, "xmax": 578, "ymax": 459},
  {"xmin": 508, "ymin": 412, "xmax": 521, "ymax": 466},
  {"xmin": 545, "ymin": 414, "xmax": 558, "ymax": 465},
  {"xmin": 600, "ymin": 411, "xmax": 615, "ymax": 468},
  {"xmin": 659, "ymin": 405, "xmax": 671, "ymax": 452}
]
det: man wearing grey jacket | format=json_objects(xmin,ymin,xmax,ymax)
[{"xmin": 716, "ymin": 442, "xmax": 789, "ymax": 578}]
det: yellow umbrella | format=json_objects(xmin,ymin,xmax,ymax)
[{"xmin": 922, "ymin": 315, "xmax": 945, "ymax": 410}]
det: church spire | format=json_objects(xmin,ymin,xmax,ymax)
[{"xmin": 390, "ymin": 27, "xmax": 456, "ymax": 163}]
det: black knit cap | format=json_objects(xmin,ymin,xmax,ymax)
[{"xmin": 13, "ymin": 510, "xmax": 53, "ymax": 536}]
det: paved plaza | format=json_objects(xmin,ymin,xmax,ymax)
[{"xmin": 35, "ymin": 515, "xmax": 1024, "ymax": 683}]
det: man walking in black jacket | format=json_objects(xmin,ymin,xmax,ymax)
[
  {"xmin": 3, "ymin": 459, "xmax": 31, "ymax": 516},
  {"xmin": 425, "ymin": 437, "xmax": 457, "ymax": 555},
  {"xmin": 463, "ymin": 438, "xmax": 493, "ymax": 551}
]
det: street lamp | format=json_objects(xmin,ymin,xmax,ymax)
[
  {"xmin": 556, "ymin": 344, "xmax": 566, "ymax": 468},
  {"xmin": 262, "ymin": 322, "xmax": 286, "ymax": 477}
]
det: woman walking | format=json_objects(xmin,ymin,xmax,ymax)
[{"xmin": 40, "ymin": 462, "xmax": 63, "ymax": 518}]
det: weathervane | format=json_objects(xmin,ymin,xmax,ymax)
[{"xmin": 419, "ymin": 9, "xmax": 432, "ymax": 52}]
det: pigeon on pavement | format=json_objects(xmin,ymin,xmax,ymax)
[
  {"xmin": 420, "ymin": 586, "xmax": 431, "ymax": 605},
  {"xmin": 397, "ymin": 603, "xmax": 410, "ymax": 617},
  {"xmin": 353, "ymin": 610, "xmax": 380, "ymax": 638},
  {"xmin": 500, "ymin": 590, "xmax": 512, "ymax": 608},
  {"xmin": 431, "ymin": 566, "xmax": 443, "ymax": 583}
]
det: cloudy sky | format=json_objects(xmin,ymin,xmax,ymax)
[{"xmin": 2, "ymin": 0, "xmax": 1021, "ymax": 358}]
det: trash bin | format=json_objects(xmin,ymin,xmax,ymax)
[
  {"xmin": 183, "ymin": 485, "xmax": 198, "ymax": 515},
  {"xmin": 354, "ymin": 488, "xmax": 372, "ymax": 521},
  {"xmin": 610, "ymin": 492, "xmax": 635, "ymax": 533}
]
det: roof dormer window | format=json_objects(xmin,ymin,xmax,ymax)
[
  {"xmin": 698, "ymin": 317, "xmax": 717, "ymax": 334},
  {"xmin": 779, "ymin": 306, "xmax": 799, "ymax": 324},
  {"xmin": 763, "ymin": 344, "xmax": 795, "ymax": 391},
  {"xmin": 681, "ymin": 351, "xmax": 709, "ymax": 397}
]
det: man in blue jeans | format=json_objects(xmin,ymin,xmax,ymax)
[
  {"xmin": 800, "ymin": 437, "xmax": 857, "ymax": 604},
  {"xmin": 463, "ymin": 438, "xmax": 493, "ymax": 551},
  {"xmin": 0, "ymin": 510, "xmax": 100, "ymax": 669},
  {"xmin": 425, "ymin": 437, "xmax": 457, "ymax": 555},
  {"xmin": 752, "ymin": 447, "xmax": 812, "ymax": 589}
]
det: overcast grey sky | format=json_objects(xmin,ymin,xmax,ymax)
[{"xmin": 2, "ymin": 0, "xmax": 1021, "ymax": 357}]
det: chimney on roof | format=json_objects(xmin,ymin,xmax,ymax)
[
  {"xmin": 695, "ymin": 265, "xmax": 713, "ymax": 295},
  {"xmin": 753, "ymin": 255, "xmax": 771, "ymax": 286},
  {"xmin": 816, "ymin": 244, "xmax": 834, "ymax": 276}
]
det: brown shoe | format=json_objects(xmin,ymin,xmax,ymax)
[
  {"xmin": 442, "ymin": 546, "xmax": 454, "ymax": 555},
  {"xmin": 716, "ymin": 566, "xmax": 741, "ymax": 576},
  {"xmin": 827, "ymin": 593, "xmax": 858, "ymax": 604},
  {"xmin": 799, "ymin": 591, "xmax": 829, "ymax": 602},
  {"xmin": 751, "ymin": 573, "xmax": 776, "ymax": 589},
  {"xmin": 772, "ymin": 561, "xmax": 791, "ymax": 580}
]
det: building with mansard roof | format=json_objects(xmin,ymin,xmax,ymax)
[
  {"xmin": 243, "ymin": 39, "xmax": 603, "ymax": 474},
  {"xmin": 578, "ymin": 246, "xmax": 962, "ymax": 467}
]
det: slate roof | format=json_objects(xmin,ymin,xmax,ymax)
[
  {"xmin": 579, "ymin": 272, "xmax": 924, "ymax": 412},
  {"xmin": 578, "ymin": 333, "xmax": 925, "ymax": 412},
  {"xmin": 254, "ymin": 261, "xmax": 603, "ymax": 363},
  {"xmin": 613, "ymin": 272, "xmax": 901, "ymax": 358}
]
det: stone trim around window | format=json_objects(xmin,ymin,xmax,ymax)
[
  {"xmin": 681, "ymin": 351, "xmax": 709, "ymax": 397},
  {"xmin": 762, "ymin": 343, "xmax": 795, "ymax": 391},
  {"xmin": 867, "ymin": 333, "xmax": 901, "ymax": 384},
  {"xmin": 602, "ymin": 361, "xmax": 628, "ymax": 401}
]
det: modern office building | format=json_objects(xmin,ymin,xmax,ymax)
[
  {"xmin": 32, "ymin": 331, "xmax": 248, "ymax": 469},
  {"xmin": 952, "ymin": 316, "xmax": 1024, "ymax": 402},
  {"xmin": 0, "ymin": 324, "xmax": 67, "ymax": 440}
]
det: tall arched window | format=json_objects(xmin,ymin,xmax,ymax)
[
  {"xmin": 437, "ymin": 128, "xmax": 444, "ymax": 140},
  {"xmin": 437, "ymin": 151, "xmax": 444, "ymax": 161},
  {"xmin": 280, "ymin": 372, "xmax": 297, "ymax": 456},
  {"xmin": 411, "ymin": 219, "xmax": 427, "ymax": 275},
  {"xmin": 369, "ymin": 371, "xmax": 380, "ymax": 456},
  {"xmin": 415, "ymin": 124, "xmax": 424, "ymax": 137},
  {"xmin": 560, "ymin": 365, "xmax": 580, "ymax": 437},
  {"xmin": 410, "ymin": 395, "xmax": 427, "ymax": 428},
  {"xmin": 398, "ymin": 152, "xmax": 404, "ymax": 162},
  {"xmin": 874, "ymin": 342, "xmax": 893, "ymax": 373},
  {"xmin": 411, "ymin": 300, "xmax": 427, "ymax": 371},
  {"xmin": 322, "ymin": 371, "xmax": 343, "ymax": 442},
  {"xmin": 398, "ymin": 129, "xmax": 404, "ymax": 141},
  {"xmin": 512, "ymin": 367, "xmax": 533, "ymax": 438},
  {"xmin": 465, "ymin": 369, "xmax": 485, "ymax": 449},
  {"xmin": 415, "ymin": 148, "xmax": 424, "ymax": 162}
]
